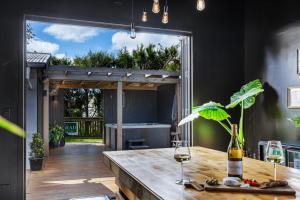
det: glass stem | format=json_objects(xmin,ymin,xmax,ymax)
[
  {"xmin": 274, "ymin": 163, "xmax": 277, "ymax": 181},
  {"xmin": 181, "ymin": 162, "xmax": 184, "ymax": 181}
]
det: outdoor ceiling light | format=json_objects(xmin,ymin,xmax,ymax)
[
  {"xmin": 152, "ymin": 0, "xmax": 160, "ymax": 13},
  {"xmin": 196, "ymin": 0, "xmax": 205, "ymax": 11},
  {"xmin": 162, "ymin": 0, "xmax": 168, "ymax": 24},
  {"xmin": 130, "ymin": 22, "xmax": 136, "ymax": 39},
  {"xmin": 142, "ymin": 8, "xmax": 148, "ymax": 22}
]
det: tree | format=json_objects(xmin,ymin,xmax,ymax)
[
  {"xmin": 52, "ymin": 44, "xmax": 181, "ymax": 72},
  {"xmin": 26, "ymin": 24, "xmax": 35, "ymax": 45},
  {"xmin": 73, "ymin": 51, "xmax": 115, "ymax": 68},
  {"xmin": 115, "ymin": 47, "xmax": 134, "ymax": 69},
  {"xmin": 51, "ymin": 56, "xmax": 73, "ymax": 66}
]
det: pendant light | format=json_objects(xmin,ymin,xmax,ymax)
[
  {"xmin": 152, "ymin": 0, "xmax": 160, "ymax": 14},
  {"xmin": 162, "ymin": 0, "xmax": 168, "ymax": 24},
  {"xmin": 141, "ymin": 8, "xmax": 148, "ymax": 22},
  {"xmin": 196, "ymin": 0, "xmax": 205, "ymax": 11},
  {"xmin": 130, "ymin": 0, "xmax": 136, "ymax": 39}
]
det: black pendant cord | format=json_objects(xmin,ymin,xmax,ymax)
[{"xmin": 131, "ymin": 0, "xmax": 134, "ymax": 23}]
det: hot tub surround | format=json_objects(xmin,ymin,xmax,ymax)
[{"xmin": 105, "ymin": 123, "xmax": 171, "ymax": 150}]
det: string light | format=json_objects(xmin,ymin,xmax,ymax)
[
  {"xmin": 196, "ymin": 0, "xmax": 205, "ymax": 11},
  {"xmin": 152, "ymin": 0, "xmax": 160, "ymax": 13},
  {"xmin": 142, "ymin": 8, "xmax": 148, "ymax": 22},
  {"xmin": 162, "ymin": 0, "xmax": 168, "ymax": 24}
]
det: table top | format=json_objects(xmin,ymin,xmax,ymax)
[{"xmin": 103, "ymin": 147, "xmax": 300, "ymax": 200}]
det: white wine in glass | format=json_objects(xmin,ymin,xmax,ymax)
[
  {"xmin": 174, "ymin": 140, "xmax": 191, "ymax": 185},
  {"xmin": 265, "ymin": 141, "xmax": 284, "ymax": 181}
]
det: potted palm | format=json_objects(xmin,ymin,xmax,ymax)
[
  {"xmin": 179, "ymin": 79, "xmax": 264, "ymax": 149},
  {"xmin": 29, "ymin": 132, "xmax": 44, "ymax": 171},
  {"xmin": 49, "ymin": 123, "xmax": 64, "ymax": 148}
]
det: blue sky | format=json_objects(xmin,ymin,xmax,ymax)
[{"xmin": 27, "ymin": 20, "xmax": 181, "ymax": 59}]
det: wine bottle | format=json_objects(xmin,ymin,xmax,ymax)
[{"xmin": 227, "ymin": 124, "xmax": 243, "ymax": 179}]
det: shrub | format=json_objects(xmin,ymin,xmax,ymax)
[
  {"xmin": 30, "ymin": 132, "xmax": 44, "ymax": 159},
  {"xmin": 49, "ymin": 123, "xmax": 64, "ymax": 143}
]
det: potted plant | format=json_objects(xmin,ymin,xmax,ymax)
[
  {"xmin": 179, "ymin": 79, "xmax": 264, "ymax": 150},
  {"xmin": 49, "ymin": 123, "xmax": 64, "ymax": 148},
  {"xmin": 29, "ymin": 132, "xmax": 44, "ymax": 171}
]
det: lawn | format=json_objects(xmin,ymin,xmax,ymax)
[{"xmin": 65, "ymin": 137, "xmax": 103, "ymax": 143}]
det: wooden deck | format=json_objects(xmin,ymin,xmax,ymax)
[{"xmin": 27, "ymin": 143, "xmax": 118, "ymax": 200}]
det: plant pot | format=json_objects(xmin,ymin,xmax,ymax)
[
  {"xmin": 60, "ymin": 138, "xmax": 65, "ymax": 147},
  {"xmin": 49, "ymin": 141, "xmax": 60, "ymax": 148},
  {"xmin": 29, "ymin": 158, "xmax": 44, "ymax": 171}
]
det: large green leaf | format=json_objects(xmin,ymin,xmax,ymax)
[
  {"xmin": 289, "ymin": 117, "xmax": 300, "ymax": 128},
  {"xmin": 0, "ymin": 116, "xmax": 25, "ymax": 138},
  {"xmin": 226, "ymin": 79, "xmax": 264, "ymax": 109},
  {"xmin": 178, "ymin": 101, "xmax": 230, "ymax": 126}
]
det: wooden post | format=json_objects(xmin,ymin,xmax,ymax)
[
  {"xmin": 117, "ymin": 81, "xmax": 123, "ymax": 150},
  {"xmin": 43, "ymin": 79, "xmax": 50, "ymax": 157}
]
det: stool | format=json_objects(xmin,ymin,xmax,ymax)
[{"xmin": 171, "ymin": 131, "xmax": 180, "ymax": 147}]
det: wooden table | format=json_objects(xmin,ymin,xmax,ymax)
[{"xmin": 103, "ymin": 147, "xmax": 300, "ymax": 200}]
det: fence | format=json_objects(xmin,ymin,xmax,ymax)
[{"xmin": 64, "ymin": 117, "xmax": 104, "ymax": 138}]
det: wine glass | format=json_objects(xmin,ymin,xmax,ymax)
[
  {"xmin": 265, "ymin": 141, "xmax": 284, "ymax": 181},
  {"xmin": 174, "ymin": 140, "xmax": 191, "ymax": 184}
]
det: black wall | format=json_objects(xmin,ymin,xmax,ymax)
[
  {"xmin": 0, "ymin": 0, "xmax": 245, "ymax": 198},
  {"xmin": 103, "ymin": 90, "xmax": 158, "ymax": 124},
  {"xmin": 49, "ymin": 89, "xmax": 64, "ymax": 126},
  {"xmin": 244, "ymin": 0, "xmax": 300, "ymax": 155}
]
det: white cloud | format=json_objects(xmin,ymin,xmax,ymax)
[
  {"xmin": 111, "ymin": 32, "xmax": 182, "ymax": 52},
  {"xmin": 43, "ymin": 24, "xmax": 99, "ymax": 43},
  {"xmin": 55, "ymin": 53, "xmax": 66, "ymax": 59},
  {"xmin": 27, "ymin": 39, "xmax": 59, "ymax": 54}
]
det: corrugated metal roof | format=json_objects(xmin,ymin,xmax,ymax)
[{"xmin": 27, "ymin": 52, "xmax": 51, "ymax": 64}]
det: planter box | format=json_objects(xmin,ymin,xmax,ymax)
[{"xmin": 29, "ymin": 158, "xmax": 44, "ymax": 171}]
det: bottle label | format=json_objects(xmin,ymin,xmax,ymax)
[{"xmin": 227, "ymin": 161, "xmax": 243, "ymax": 176}]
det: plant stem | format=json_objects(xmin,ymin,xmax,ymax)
[
  {"xmin": 239, "ymin": 102, "xmax": 244, "ymax": 147},
  {"xmin": 218, "ymin": 121, "xmax": 231, "ymax": 135}
]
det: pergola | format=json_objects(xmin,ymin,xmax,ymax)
[{"xmin": 44, "ymin": 65, "xmax": 182, "ymax": 150}]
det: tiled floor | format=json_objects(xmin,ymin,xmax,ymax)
[{"xmin": 26, "ymin": 143, "xmax": 118, "ymax": 200}]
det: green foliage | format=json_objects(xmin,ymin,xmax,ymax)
[
  {"xmin": 226, "ymin": 79, "xmax": 264, "ymax": 109},
  {"xmin": 51, "ymin": 44, "xmax": 180, "ymax": 72},
  {"xmin": 115, "ymin": 47, "xmax": 134, "ymax": 69},
  {"xmin": 74, "ymin": 51, "xmax": 115, "ymax": 68},
  {"xmin": 289, "ymin": 117, "xmax": 300, "ymax": 128},
  {"xmin": 0, "ymin": 116, "xmax": 25, "ymax": 138},
  {"xmin": 30, "ymin": 132, "xmax": 44, "ymax": 159},
  {"xmin": 193, "ymin": 102, "xmax": 231, "ymax": 121},
  {"xmin": 49, "ymin": 123, "xmax": 64, "ymax": 143},
  {"xmin": 178, "ymin": 79, "xmax": 264, "ymax": 148},
  {"xmin": 51, "ymin": 56, "xmax": 72, "ymax": 66},
  {"xmin": 64, "ymin": 89, "xmax": 103, "ymax": 118},
  {"xmin": 226, "ymin": 79, "xmax": 264, "ymax": 147}
]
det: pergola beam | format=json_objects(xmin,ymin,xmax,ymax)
[
  {"xmin": 47, "ymin": 74, "xmax": 178, "ymax": 84},
  {"xmin": 46, "ymin": 66, "xmax": 179, "ymax": 84}
]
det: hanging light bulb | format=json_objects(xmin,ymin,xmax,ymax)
[
  {"xmin": 152, "ymin": 0, "xmax": 160, "ymax": 14},
  {"xmin": 162, "ymin": 5, "xmax": 168, "ymax": 24},
  {"xmin": 130, "ymin": 22, "xmax": 136, "ymax": 39},
  {"xmin": 196, "ymin": 0, "xmax": 205, "ymax": 11},
  {"xmin": 141, "ymin": 8, "xmax": 148, "ymax": 22}
]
